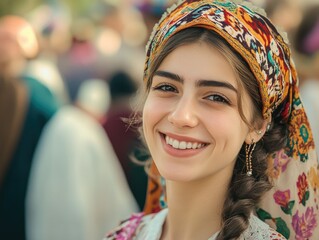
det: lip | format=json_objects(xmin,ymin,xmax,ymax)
[
  {"xmin": 163, "ymin": 132, "xmax": 208, "ymax": 144},
  {"xmin": 159, "ymin": 132, "xmax": 208, "ymax": 158}
]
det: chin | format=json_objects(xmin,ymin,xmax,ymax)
[{"xmin": 157, "ymin": 166, "xmax": 197, "ymax": 183}]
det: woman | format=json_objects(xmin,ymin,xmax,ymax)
[{"xmin": 105, "ymin": 0, "xmax": 319, "ymax": 239}]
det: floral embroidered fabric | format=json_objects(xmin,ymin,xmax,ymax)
[{"xmin": 104, "ymin": 209, "xmax": 286, "ymax": 240}]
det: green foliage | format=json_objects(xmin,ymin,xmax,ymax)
[
  {"xmin": 275, "ymin": 217, "xmax": 290, "ymax": 239},
  {"xmin": 256, "ymin": 208, "xmax": 272, "ymax": 221},
  {"xmin": 0, "ymin": 0, "xmax": 42, "ymax": 17},
  {"xmin": 281, "ymin": 200, "xmax": 295, "ymax": 215},
  {"xmin": 0, "ymin": 0, "xmax": 101, "ymax": 18}
]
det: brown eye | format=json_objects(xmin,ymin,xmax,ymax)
[
  {"xmin": 153, "ymin": 84, "xmax": 177, "ymax": 93},
  {"xmin": 205, "ymin": 94, "xmax": 230, "ymax": 105}
]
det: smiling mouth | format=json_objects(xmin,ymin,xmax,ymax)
[{"xmin": 163, "ymin": 134, "xmax": 208, "ymax": 150}]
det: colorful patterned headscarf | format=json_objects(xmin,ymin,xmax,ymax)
[{"xmin": 142, "ymin": 0, "xmax": 319, "ymax": 239}]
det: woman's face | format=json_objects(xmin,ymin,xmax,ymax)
[{"xmin": 143, "ymin": 42, "xmax": 255, "ymax": 182}]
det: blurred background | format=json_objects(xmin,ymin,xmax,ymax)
[{"xmin": 0, "ymin": 0, "xmax": 318, "ymax": 240}]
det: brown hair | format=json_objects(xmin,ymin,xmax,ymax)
[{"xmin": 135, "ymin": 27, "xmax": 287, "ymax": 239}]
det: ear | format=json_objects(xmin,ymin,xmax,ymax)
[{"xmin": 245, "ymin": 117, "xmax": 271, "ymax": 144}]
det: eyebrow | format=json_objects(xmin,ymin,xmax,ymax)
[
  {"xmin": 196, "ymin": 80, "xmax": 237, "ymax": 93},
  {"xmin": 154, "ymin": 70, "xmax": 183, "ymax": 83},
  {"xmin": 154, "ymin": 70, "xmax": 237, "ymax": 93}
]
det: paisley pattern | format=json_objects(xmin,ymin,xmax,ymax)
[{"xmin": 142, "ymin": 1, "xmax": 319, "ymax": 239}]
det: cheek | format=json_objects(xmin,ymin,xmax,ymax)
[
  {"xmin": 143, "ymin": 93, "xmax": 172, "ymax": 121},
  {"xmin": 142, "ymin": 96, "xmax": 166, "ymax": 141},
  {"xmin": 204, "ymin": 110, "xmax": 248, "ymax": 144}
]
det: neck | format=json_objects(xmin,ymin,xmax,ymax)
[
  {"xmin": 0, "ymin": 59, "xmax": 25, "ymax": 79},
  {"xmin": 162, "ymin": 173, "xmax": 231, "ymax": 240}
]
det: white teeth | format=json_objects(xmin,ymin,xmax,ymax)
[
  {"xmin": 164, "ymin": 135, "xmax": 205, "ymax": 150},
  {"xmin": 179, "ymin": 141, "xmax": 187, "ymax": 149},
  {"xmin": 173, "ymin": 140, "xmax": 179, "ymax": 148}
]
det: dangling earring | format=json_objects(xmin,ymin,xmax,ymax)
[
  {"xmin": 245, "ymin": 140, "xmax": 256, "ymax": 176},
  {"xmin": 266, "ymin": 122, "xmax": 271, "ymax": 132}
]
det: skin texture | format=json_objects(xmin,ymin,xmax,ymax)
[
  {"xmin": 142, "ymin": 42, "xmax": 265, "ymax": 239},
  {"xmin": 143, "ymin": 42, "xmax": 258, "ymax": 183}
]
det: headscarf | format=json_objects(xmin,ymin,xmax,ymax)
[{"xmin": 142, "ymin": 1, "xmax": 319, "ymax": 239}]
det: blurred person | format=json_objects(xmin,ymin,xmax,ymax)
[
  {"xmin": 23, "ymin": 58, "xmax": 70, "ymax": 106},
  {"xmin": 26, "ymin": 79, "xmax": 138, "ymax": 240},
  {"xmin": 91, "ymin": 1, "xmax": 146, "ymax": 86},
  {"xmin": 57, "ymin": 17, "xmax": 101, "ymax": 101},
  {"xmin": 103, "ymin": 71, "xmax": 147, "ymax": 210},
  {"xmin": 27, "ymin": 2, "xmax": 72, "ymax": 56},
  {"xmin": 0, "ymin": 15, "xmax": 59, "ymax": 240},
  {"xmin": 24, "ymin": 3, "xmax": 71, "ymax": 106},
  {"xmin": 293, "ymin": 4, "xmax": 319, "ymax": 160}
]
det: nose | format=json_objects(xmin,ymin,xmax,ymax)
[{"xmin": 167, "ymin": 96, "xmax": 199, "ymax": 128}]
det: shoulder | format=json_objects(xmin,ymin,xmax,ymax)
[
  {"xmin": 242, "ymin": 215, "xmax": 286, "ymax": 240},
  {"xmin": 23, "ymin": 76, "xmax": 59, "ymax": 117},
  {"xmin": 48, "ymin": 107, "xmax": 98, "ymax": 134}
]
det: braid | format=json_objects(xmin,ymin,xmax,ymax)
[
  {"xmin": 216, "ymin": 144, "xmax": 270, "ymax": 239},
  {"xmin": 216, "ymin": 122, "xmax": 287, "ymax": 239}
]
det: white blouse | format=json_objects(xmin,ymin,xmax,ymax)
[{"xmin": 105, "ymin": 208, "xmax": 286, "ymax": 239}]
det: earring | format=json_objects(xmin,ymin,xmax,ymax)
[
  {"xmin": 256, "ymin": 130, "xmax": 262, "ymax": 135},
  {"xmin": 245, "ymin": 140, "xmax": 256, "ymax": 176},
  {"xmin": 266, "ymin": 123, "xmax": 271, "ymax": 132}
]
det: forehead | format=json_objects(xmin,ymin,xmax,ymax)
[{"xmin": 157, "ymin": 42, "xmax": 238, "ymax": 88}]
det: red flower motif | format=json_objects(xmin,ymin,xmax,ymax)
[
  {"xmin": 273, "ymin": 190, "xmax": 290, "ymax": 208},
  {"xmin": 297, "ymin": 173, "xmax": 309, "ymax": 204}
]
